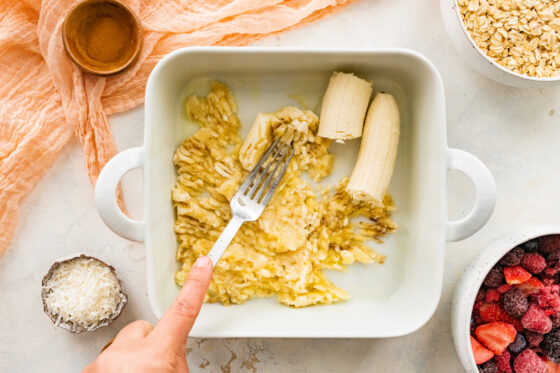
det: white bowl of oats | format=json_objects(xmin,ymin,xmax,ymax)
[{"xmin": 441, "ymin": 0, "xmax": 560, "ymax": 87}]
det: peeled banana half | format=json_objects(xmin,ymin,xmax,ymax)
[
  {"xmin": 347, "ymin": 92, "xmax": 400, "ymax": 205},
  {"xmin": 318, "ymin": 72, "xmax": 373, "ymax": 141}
]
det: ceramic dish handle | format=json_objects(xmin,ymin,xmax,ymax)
[
  {"xmin": 95, "ymin": 147, "xmax": 145, "ymax": 241},
  {"xmin": 446, "ymin": 148, "xmax": 497, "ymax": 242}
]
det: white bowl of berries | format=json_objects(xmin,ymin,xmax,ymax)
[{"xmin": 452, "ymin": 226, "xmax": 560, "ymax": 373}]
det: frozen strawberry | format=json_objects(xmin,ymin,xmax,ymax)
[
  {"xmin": 514, "ymin": 349, "xmax": 546, "ymax": 373},
  {"xmin": 498, "ymin": 284, "xmax": 513, "ymax": 294},
  {"xmin": 472, "ymin": 335, "xmax": 495, "ymax": 365},
  {"xmin": 544, "ymin": 360, "xmax": 560, "ymax": 373},
  {"xmin": 486, "ymin": 289, "xmax": 501, "ymax": 303},
  {"xmin": 522, "ymin": 304, "xmax": 553, "ymax": 334},
  {"xmin": 516, "ymin": 277, "xmax": 544, "ymax": 296},
  {"xmin": 522, "ymin": 253, "xmax": 547, "ymax": 274},
  {"xmin": 479, "ymin": 302, "xmax": 524, "ymax": 331},
  {"xmin": 505, "ymin": 266, "xmax": 532, "ymax": 285},
  {"xmin": 476, "ymin": 322, "xmax": 517, "ymax": 355},
  {"xmin": 540, "ymin": 235, "xmax": 560, "ymax": 255},
  {"xmin": 495, "ymin": 349, "xmax": 512, "ymax": 373}
]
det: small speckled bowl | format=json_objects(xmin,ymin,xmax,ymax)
[
  {"xmin": 451, "ymin": 225, "xmax": 560, "ymax": 372},
  {"xmin": 62, "ymin": 0, "xmax": 142, "ymax": 76},
  {"xmin": 41, "ymin": 253, "xmax": 127, "ymax": 334}
]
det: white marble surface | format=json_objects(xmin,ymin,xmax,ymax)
[{"xmin": 2, "ymin": 0, "xmax": 560, "ymax": 371}]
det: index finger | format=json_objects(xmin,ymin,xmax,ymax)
[{"xmin": 153, "ymin": 256, "xmax": 213, "ymax": 345}]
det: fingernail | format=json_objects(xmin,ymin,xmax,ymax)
[{"xmin": 193, "ymin": 256, "xmax": 212, "ymax": 269}]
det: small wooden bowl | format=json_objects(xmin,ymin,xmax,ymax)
[{"xmin": 62, "ymin": 0, "xmax": 142, "ymax": 76}]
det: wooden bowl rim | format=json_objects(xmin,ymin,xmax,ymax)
[{"xmin": 62, "ymin": 0, "xmax": 143, "ymax": 76}]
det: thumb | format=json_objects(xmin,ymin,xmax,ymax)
[{"xmin": 153, "ymin": 256, "xmax": 213, "ymax": 345}]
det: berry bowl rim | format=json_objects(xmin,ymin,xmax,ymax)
[{"xmin": 451, "ymin": 225, "xmax": 560, "ymax": 372}]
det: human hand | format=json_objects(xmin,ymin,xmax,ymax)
[{"xmin": 83, "ymin": 256, "xmax": 213, "ymax": 373}]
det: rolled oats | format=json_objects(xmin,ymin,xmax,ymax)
[{"xmin": 458, "ymin": 0, "xmax": 560, "ymax": 78}]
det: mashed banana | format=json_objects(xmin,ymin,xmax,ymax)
[{"xmin": 172, "ymin": 82, "xmax": 396, "ymax": 307}]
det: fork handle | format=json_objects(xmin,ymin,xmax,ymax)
[{"xmin": 207, "ymin": 215, "xmax": 245, "ymax": 266}]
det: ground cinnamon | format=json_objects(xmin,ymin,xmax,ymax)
[
  {"xmin": 63, "ymin": 0, "xmax": 141, "ymax": 75},
  {"xmin": 84, "ymin": 13, "xmax": 130, "ymax": 63}
]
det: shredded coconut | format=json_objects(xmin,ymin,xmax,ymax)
[{"xmin": 43, "ymin": 257, "xmax": 122, "ymax": 329}]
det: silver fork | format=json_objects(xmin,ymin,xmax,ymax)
[{"xmin": 207, "ymin": 138, "xmax": 294, "ymax": 266}]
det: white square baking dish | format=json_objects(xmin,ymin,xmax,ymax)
[{"xmin": 95, "ymin": 47, "xmax": 497, "ymax": 338}]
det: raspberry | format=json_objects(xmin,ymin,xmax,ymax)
[
  {"xmin": 525, "ymin": 330, "xmax": 544, "ymax": 347},
  {"xmin": 502, "ymin": 289, "xmax": 528, "ymax": 318},
  {"xmin": 508, "ymin": 333, "xmax": 527, "ymax": 354},
  {"xmin": 521, "ymin": 304, "xmax": 553, "ymax": 334},
  {"xmin": 542, "ymin": 328, "xmax": 560, "ymax": 363},
  {"xmin": 479, "ymin": 359, "xmax": 498, "ymax": 373},
  {"xmin": 546, "ymin": 252, "xmax": 560, "ymax": 277},
  {"xmin": 521, "ymin": 253, "xmax": 547, "ymax": 274},
  {"xmin": 513, "ymin": 349, "xmax": 546, "ymax": 373},
  {"xmin": 539, "ymin": 235, "xmax": 560, "ymax": 255},
  {"xmin": 479, "ymin": 302, "xmax": 524, "ymax": 331},
  {"xmin": 500, "ymin": 247, "xmax": 525, "ymax": 266},
  {"xmin": 494, "ymin": 350, "xmax": 512, "ymax": 373},
  {"xmin": 542, "ymin": 277, "xmax": 557, "ymax": 287},
  {"xmin": 486, "ymin": 289, "xmax": 501, "ymax": 303},
  {"xmin": 484, "ymin": 267, "xmax": 505, "ymax": 288},
  {"xmin": 477, "ymin": 288, "xmax": 486, "ymax": 302},
  {"xmin": 533, "ymin": 286, "xmax": 560, "ymax": 316}
]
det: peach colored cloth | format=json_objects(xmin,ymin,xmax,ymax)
[{"xmin": 0, "ymin": 0, "xmax": 355, "ymax": 255}]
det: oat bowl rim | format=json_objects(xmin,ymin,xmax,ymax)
[
  {"xmin": 95, "ymin": 47, "xmax": 497, "ymax": 338},
  {"xmin": 440, "ymin": 0, "xmax": 560, "ymax": 88}
]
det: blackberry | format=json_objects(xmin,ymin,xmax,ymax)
[
  {"xmin": 476, "ymin": 288, "xmax": 486, "ymax": 302},
  {"xmin": 523, "ymin": 239, "xmax": 539, "ymax": 252},
  {"xmin": 539, "ymin": 235, "xmax": 560, "ymax": 255},
  {"xmin": 484, "ymin": 266, "xmax": 505, "ymax": 288},
  {"xmin": 542, "ymin": 327, "xmax": 560, "ymax": 363},
  {"xmin": 500, "ymin": 246, "xmax": 525, "ymax": 266},
  {"xmin": 478, "ymin": 359, "xmax": 497, "ymax": 373},
  {"xmin": 508, "ymin": 333, "xmax": 527, "ymax": 354},
  {"xmin": 546, "ymin": 252, "xmax": 560, "ymax": 276},
  {"xmin": 502, "ymin": 288, "xmax": 528, "ymax": 318}
]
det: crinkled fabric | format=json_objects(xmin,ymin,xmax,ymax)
[{"xmin": 0, "ymin": 0, "xmax": 356, "ymax": 255}]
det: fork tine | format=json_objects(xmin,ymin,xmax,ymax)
[
  {"xmin": 236, "ymin": 138, "xmax": 280, "ymax": 195},
  {"xmin": 246, "ymin": 142, "xmax": 288, "ymax": 198},
  {"xmin": 260, "ymin": 147, "xmax": 294, "ymax": 205},
  {"xmin": 254, "ymin": 144, "xmax": 291, "ymax": 201}
]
